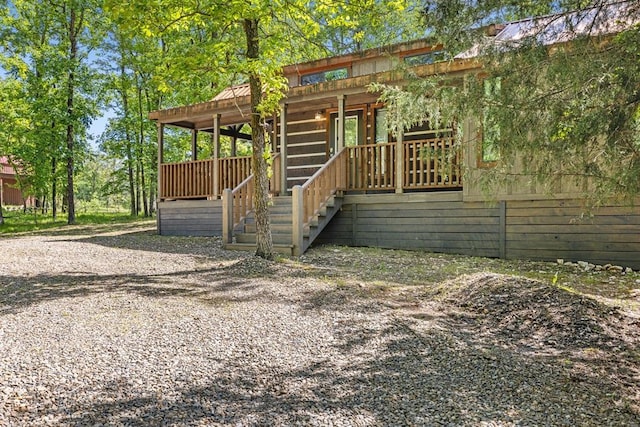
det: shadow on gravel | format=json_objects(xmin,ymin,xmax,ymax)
[
  {"xmin": 30, "ymin": 316, "xmax": 639, "ymax": 426},
  {"xmin": 57, "ymin": 231, "xmax": 241, "ymax": 259},
  {"xmin": 0, "ymin": 262, "xmax": 271, "ymax": 316}
]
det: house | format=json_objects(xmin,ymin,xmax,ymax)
[
  {"xmin": 0, "ymin": 156, "xmax": 34, "ymax": 208},
  {"xmin": 149, "ymin": 5, "xmax": 640, "ymax": 269}
]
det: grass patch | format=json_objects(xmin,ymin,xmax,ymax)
[{"xmin": 0, "ymin": 210, "xmax": 151, "ymax": 235}]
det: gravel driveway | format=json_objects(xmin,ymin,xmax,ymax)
[{"xmin": 1, "ymin": 224, "xmax": 639, "ymax": 426}]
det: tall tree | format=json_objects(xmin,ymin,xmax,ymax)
[
  {"xmin": 0, "ymin": 0, "xmax": 104, "ymax": 223},
  {"xmin": 52, "ymin": 0, "xmax": 103, "ymax": 224}
]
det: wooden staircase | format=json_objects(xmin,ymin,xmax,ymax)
[
  {"xmin": 225, "ymin": 194, "xmax": 343, "ymax": 255},
  {"xmin": 223, "ymin": 148, "xmax": 347, "ymax": 256}
]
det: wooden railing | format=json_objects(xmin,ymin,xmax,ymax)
[
  {"xmin": 219, "ymin": 156, "xmax": 252, "ymax": 195},
  {"xmin": 346, "ymin": 143, "xmax": 396, "ymax": 191},
  {"xmin": 222, "ymin": 174, "xmax": 254, "ymax": 244},
  {"xmin": 292, "ymin": 148, "xmax": 347, "ymax": 255},
  {"xmin": 160, "ymin": 159, "xmax": 215, "ymax": 199},
  {"xmin": 403, "ymin": 136, "xmax": 461, "ymax": 189},
  {"xmin": 343, "ymin": 137, "xmax": 461, "ymax": 191},
  {"xmin": 299, "ymin": 148, "xmax": 347, "ymax": 225},
  {"xmin": 270, "ymin": 153, "xmax": 281, "ymax": 195},
  {"xmin": 161, "ymin": 153, "xmax": 283, "ymax": 200}
]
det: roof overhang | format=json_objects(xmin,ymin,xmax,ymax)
[{"xmin": 149, "ymin": 58, "xmax": 481, "ymax": 130}]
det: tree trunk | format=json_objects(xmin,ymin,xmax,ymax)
[
  {"xmin": 244, "ymin": 18, "xmax": 274, "ymax": 260},
  {"xmin": 0, "ymin": 196, "xmax": 4, "ymax": 226},
  {"xmin": 137, "ymin": 83, "xmax": 149, "ymax": 216},
  {"xmin": 120, "ymin": 54, "xmax": 136, "ymax": 216},
  {"xmin": 65, "ymin": 7, "xmax": 77, "ymax": 225},
  {"xmin": 140, "ymin": 160, "xmax": 148, "ymax": 216},
  {"xmin": 52, "ymin": 157, "xmax": 57, "ymax": 220},
  {"xmin": 135, "ymin": 162, "xmax": 141, "ymax": 215}
]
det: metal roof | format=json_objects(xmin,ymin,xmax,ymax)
[
  {"xmin": 212, "ymin": 83, "xmax": 251, "ymax": 101},
  {"xmin": 457, "ymin": 1, "xmax": 638, "ymax": 58}
]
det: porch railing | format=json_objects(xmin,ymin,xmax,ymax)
[
  {"xmin": 403, "ymin": 136, "xmax": 461, "ymax": 189},
  {"xmin": 346, "ymin": 142, "xmax": 396, "ymax": 191},
  {"xmin": 161, "ymin": 137, "xmax": 459, "ymax": 201},
  {"xmin": 219, "ymin": 156, "xmax": 252, "ymax": 195},
  {"xmin": 344, "ymin": 136, "xmax": 461, "ymax": 191},
  {"xmin": 161, "ymin": 153, "xmax": 281, "ymax": 200},
  {"xmin": 160, "ymin": 158, "xmax": 215, "ymax": 199}
]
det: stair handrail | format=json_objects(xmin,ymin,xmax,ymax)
[
  {"xmin": 291, "ymin": 148, "xmax": 347, "ymax": 255},
  {"xmin": 222, "ymin": 173, "xmax": 254, "ymax": 244}
]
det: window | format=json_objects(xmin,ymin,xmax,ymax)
[
  {"xmin": 403, "ymin": 50, "xmax": 446, "ymax": 66},
  {"xmin": 301, "ymin": 67, "xmax": 348, "ymax": 86},
  {"xmin": 481, "ymin": 77, "xmax": 501, "ymax": 164}
]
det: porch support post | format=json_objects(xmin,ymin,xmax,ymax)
[
  {"xmin": 279, "ymin": 103, "xmax": 288, "ymax": 195},
  {"xmin": 231, "ymin": 125, "xmax": 237, "ymax": 157},
  {"xmin": 213, "ymin": 114, "xmax": 221, "ymax": 199},
  {"xmin": 191, "ymin": 129, "xmax": 198, "ymax": 161},
  {"xmin": 337, "ymin": 94, "xmax": 346, "ymax": 152},
  {"xmin": 157, "ymin": 122, "xmax": 164, "ymax": 201},
  {"xmin": 395, "ymin": 127, "xmax": 404, "ymax": 194}
]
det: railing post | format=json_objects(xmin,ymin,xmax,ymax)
[
  {"xmin": 222, "ymin": 188, "xmax": 233, "ymax": 245},
  {"xmin": 292, "ymin": 185, "xmax": 304, "ymax": 256},
  {"xmin": 395, "ymin": 128, "xmax": 404, "ymax": 194},
  {"xmin": 337, "ymin": 95, "xmax": 345, "ymax": 153},
  {"xmin": 191, "ymin": 129, "xmax": 198, "ymax": 161},
  {"xmin": 157, "ymin": 122, "xmax": 164, "ymax": 201}
]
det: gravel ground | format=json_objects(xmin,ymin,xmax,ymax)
[{"xmin": 1, "ymin": 224, "xmax": 639, "ymax": 426}]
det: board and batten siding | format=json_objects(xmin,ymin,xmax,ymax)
[
  {"xmin": 314, "ymin": 192, "xmax": 640, "ymax": 269},
  {"xmin": 157, "ymin": 199, "xmax": 222, "ymax": 236}
]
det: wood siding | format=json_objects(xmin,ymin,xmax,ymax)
[
  {"xmin": 1, "ymin": 177, "xmax": 25, "ymax": 206},
  {"xmin": 315, "ymin": 192, "xmax": 501, "ymax": 258},
  {"xmin": 315, "ymin": 193, "xmax": 640, "ymax": 269},
  {"xmin": 158, "ymin": 199, "xmax": 222, "ymax": 236},
  {"xmin": 277, "ymin": 110, "xmax": 328, "ymax": 189},
  {"xmin": 505, "ymin": 199, "xmax": 640, "ymax": 267}
]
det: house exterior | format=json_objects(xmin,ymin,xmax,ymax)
[
  {"xmin": 150, "ymin": 8, "xmax": 640, "ymax": 269},
  {"xmin": 0, "ymin": 156, "xmax": 33, "ymax": 208}
]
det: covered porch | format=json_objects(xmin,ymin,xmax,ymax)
[{"xmin": 151, "ymin": 58, "xmax": 470, "ymax": 253}]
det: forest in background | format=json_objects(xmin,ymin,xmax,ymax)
[{"xmin": 0, "ymin": 0, "xmax": 426, "ymax": 223}]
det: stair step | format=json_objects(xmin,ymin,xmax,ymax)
[
  {"xmin": 236, "ymin": 233, "xmax": 293, "ymax": 245},
  {"xmin": 225, "ymin": 242, "xmax": 294, "ymax": 255},
  {"xmin": 270, "ymin": 214, "xmax": 292, "ymax": 224},
  {"xmin": 244, "ymin": 223, "xmax": 292, "ymax": 233}
]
